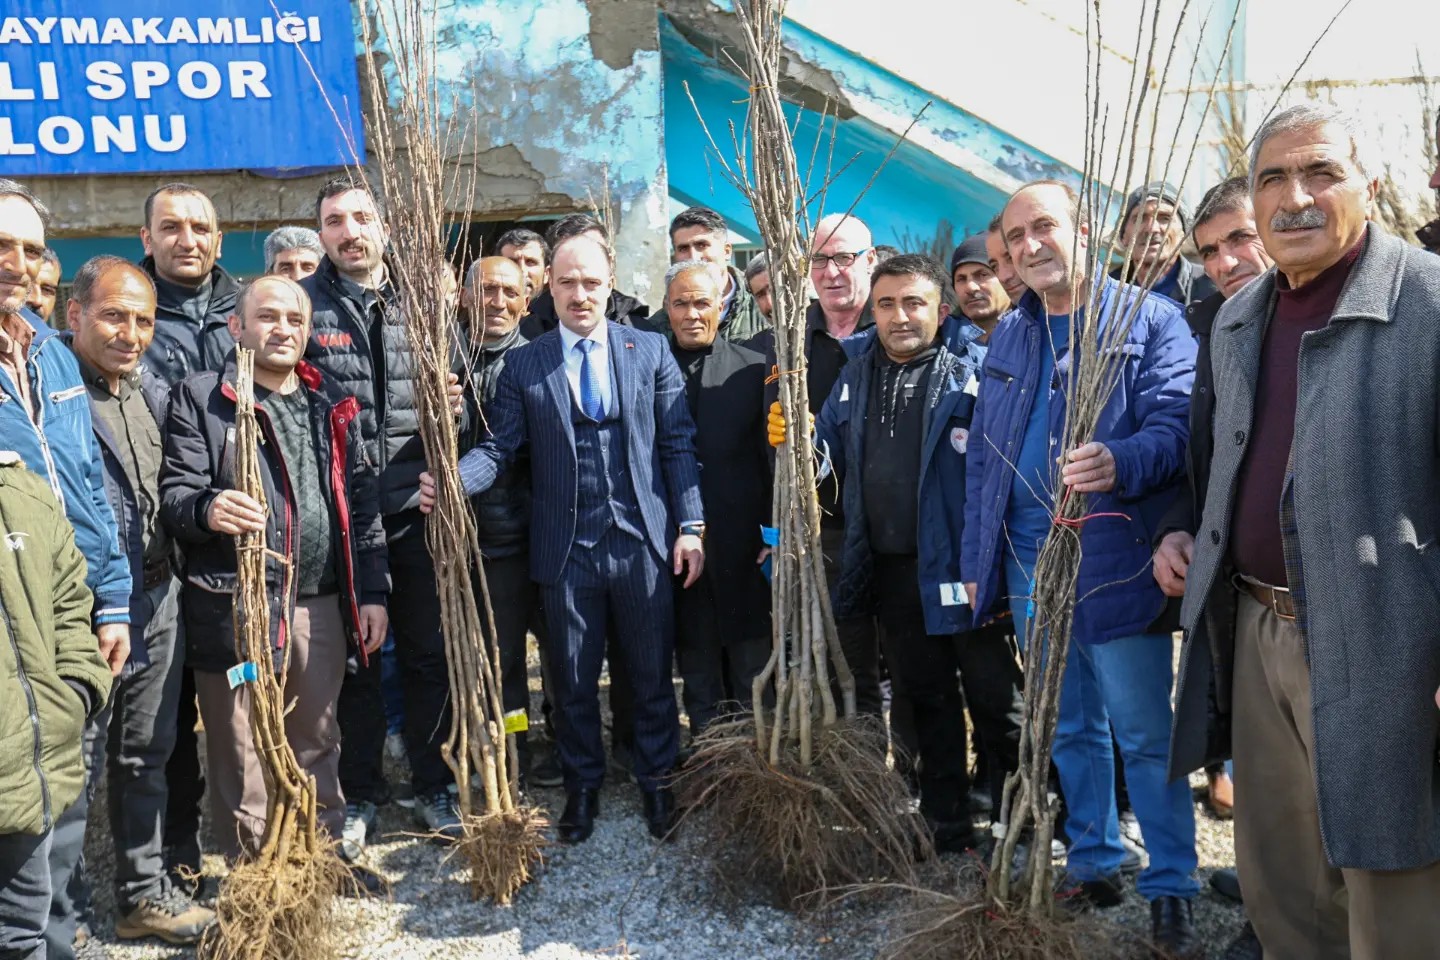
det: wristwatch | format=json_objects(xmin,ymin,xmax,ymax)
[{"xmin": 679, "ymin": 522, "xmax": 707, "ymax": 540}]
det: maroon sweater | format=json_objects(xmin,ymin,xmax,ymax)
[{"xmin": 1228, "ymin": 238, "xmax": 1365, "ymax": 585}]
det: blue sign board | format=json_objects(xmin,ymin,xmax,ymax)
[{"xmin": 0, "ymin": 1, "xmax": 365, "ymax": 176}]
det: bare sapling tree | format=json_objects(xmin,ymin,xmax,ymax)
[
  {"xmin": 675, "ymin": 0, "xmax": 929, "ymax": 910},
  {"xmin": 353, "ymin": 0, "xmax": 546, "ymax": 905},
  {"xmin": 881, "ymin": 0, "xmax": 1255, "ymax": 954},
  {"xmin": 200, "ymin": 349, "xmax": 348, "ymax": 960}
]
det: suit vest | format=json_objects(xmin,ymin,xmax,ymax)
[{"xmin": 570, "ymin": 357, "xmax": 645, "ymax": 548}]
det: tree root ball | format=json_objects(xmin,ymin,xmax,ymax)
[
  {"xmin": 879, "ymin": 886, "xmax": 1136, "ymax": 960},
  {"xmin": 674, "ymin": 716, "xmax": 930, "ymax": 910},
  {"xmin": 452, "ymin": 806, "xmax": 550, "ymax": 905},
  {"xmin": 198, "ymin": 844, "xmax": 349, "ymax": 960}
]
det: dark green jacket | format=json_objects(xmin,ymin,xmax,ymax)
[
  {"xmin": 0, "ymin": 452, "xmax": 111, "ymax": 835},
  {"xmin": 645, "ymin": 265, "xmax": 770, "ymax": 345}
]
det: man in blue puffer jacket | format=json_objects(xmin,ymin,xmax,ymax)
[
  {"xmin": 961, "ymin": 180, "xmax": 1200, "ymax": 957},
  {"xmin": 0, "ymin": 179, "xmax": 131, "ymax": 666}
]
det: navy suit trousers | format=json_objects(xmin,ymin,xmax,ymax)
[{"xmin": 542, "ymin": 529, "xmax": 678, "ymax": 792}]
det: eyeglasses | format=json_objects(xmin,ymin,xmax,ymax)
[{"xmin": 808, "ymin": 248, "xmax": 871, "ymax": 271}]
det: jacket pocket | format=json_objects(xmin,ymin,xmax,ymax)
[{"xmin": 182, "ymin": 573, "xmax": 240, "ymax": 669}]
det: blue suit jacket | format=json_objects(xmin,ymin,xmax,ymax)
[{"xmin": 458, "ymin": 322, "xmax": 705, "ymax": 585}]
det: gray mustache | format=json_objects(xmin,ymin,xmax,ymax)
[{"xmin": 1271, "ymin": 207, "xmax": 1326, "ymax": 230}]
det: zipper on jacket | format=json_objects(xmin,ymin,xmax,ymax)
[
  {"xmin": 1, "ymin": 607, "xmax": 53, "ymax": 830},
  {"xmin": 27, "ymin": 343, "xmax": 65, "ymax": 509},
  {"xmin": 253, "ymin": 405, "xmax": 299, "ymax": 650}
]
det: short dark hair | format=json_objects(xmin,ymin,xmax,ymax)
[
  {"xmin": 0, "ymin": 178, "xmax": 52, "ymax": 229},
  {"xmin": 143, "ymin": 182, "xmax": 212, "ymax": 230},
  {"xmin": 314, "ymin": 176, "xmax": 373, "ymax": 225},
  {"xmin": 986, "ymin": 212, "xmax": 1004, "ymax": 233},
  {"xmin": 545, "ymin": 213, "xmax": 607, "ymax": 249},
  {"xmin": 1192, "ymin": 177, "xmax": 1252, "ymax": 236},
  {"xmin": 550, "ymin": 232, "xmax": 615, "ymax": 271},
  {"xmin": 70, "ymin": 255, "xmax": 153, "ymax": 308},
  {"xmin": 669, "ymin": 205, "xmax": 727, "ymax": 241},
  {"xmin": 40, "ymin": 247, "xmax": 59, "ymax": 268},
  {"xmin": 871, "ymin": 253, "xmax": 949, "ymax": 299},
  {"xmin": 494, "ymin": 227, "xmax": 549, "ymax": 260}
]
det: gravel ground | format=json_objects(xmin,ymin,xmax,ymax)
[{"xmin": 81, "ymin": 638, "xmax": 1247, "ymax": 959}]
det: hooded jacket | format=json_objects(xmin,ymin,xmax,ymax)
[
  {"xmin": 159, "ymin": 354, "xmax": 388, "ymax": 672},
  {"xmin": 817, "ymin": 326, "xmax": 984, "ymax": 635},
  {"xmin": 0, "ymin": 452, "xmax": 112, "ymax": 835},
  {"xmin": 139, "ymin": 257, "xmax": 240, "ymax": 387}
]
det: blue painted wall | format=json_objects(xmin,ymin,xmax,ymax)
[{"xmin": 661, "ymin": 16, "xmax": 1078, "ymax": 251}]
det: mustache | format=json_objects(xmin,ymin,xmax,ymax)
[{"xmin": 1271, "ymin": 207, "xmax": 1326, "ymax": 231}]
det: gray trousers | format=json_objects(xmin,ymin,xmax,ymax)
[
  {"xmin": 46, "ymin": 577, "xmax": 183, "ymax": 958},
  {"xmin": 0, "ymin": 829, "xmax": 51, "ymax": 960},
  {"xmin": 194, "ymin": 595, "xmax": 346, "ymax": 860},
  {"xmin": 1233, "ymin": 591, "xmax": 1440, "ymax": 960}
]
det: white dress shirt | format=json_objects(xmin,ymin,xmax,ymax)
[{"xmin": 557, "ymin": 321, "xmax": 615, "ymax": 417}]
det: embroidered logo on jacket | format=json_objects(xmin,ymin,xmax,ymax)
[
  {"xmin": 312, "ymin": 332, "xmax": 353, "ymax": 349},
  {"xmin": 5, "ymin": 531, "xmax": 29, "ymax": 551}
]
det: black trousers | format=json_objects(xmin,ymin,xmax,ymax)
[
  {"xmin": 540, "ymin": 529, "xmax": 678, "ymax": 792},
  {"xmin": 162, "ymin": 667, "xmax": 204, "ymax": 878},
  {"xmin": 821, "ymin": 524, "xmax": 882, "ymax": 717},
  {"xmin": 388, "ymin": 532, "xmax": 455, "ymax": 796},
  {"xmin": 872, "ymin": 555, "xmax": 1024, "ymax": 823},
  {"xmin": 477, "ymin": 553, "xmax": 536, "ymax": 766},
  {"xmin": 336, "ymin": 641, "xmax": 386, "ymax": 805},
  {"xmin": 674, "ymin": 574, "xmax": 771, "ymax": 734}
]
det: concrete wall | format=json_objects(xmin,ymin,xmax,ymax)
[{"xmin": 22, "ymin": 0, "xmax": 672, "ymax": 302}]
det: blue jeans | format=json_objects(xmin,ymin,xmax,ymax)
[
  {"xmin": 0, "ymin": 828, "xmax": 52, "ymax": 959},
  {"xmin": 1055, "ymin": 632, "xmax": 1199, "ymax": 900}
]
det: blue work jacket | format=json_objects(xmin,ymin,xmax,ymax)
[{"xmin": 961, "ymin": 278, "xmax": 1195, "ymax": 643}]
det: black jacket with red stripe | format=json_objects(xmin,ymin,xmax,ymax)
[{"xmin": 158, "ymin": 352, "xmax": 389, "ymax": 673}]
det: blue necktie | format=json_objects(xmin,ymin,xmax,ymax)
[{"xmin": 576, "ymin": 339, "xmax": 603, "ymax": 421}]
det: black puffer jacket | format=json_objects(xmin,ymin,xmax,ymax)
[
  {"xmin": 301, "ymin": 257, "xmax": 467, "ymax": 538},
  {"xmin": 465, "ymin": 326, "xmax": 531, "ymax": 560},
  {"xmin": 140, "ymin": 257, "xmax": 239, "ymax": 387},
  {"xmin": 518, "ymin": 287, "xmax": 648, "ymax": 341},
  {"xmin": 159, "ymin": 354, "xmax": 388, "ymax": 673}
]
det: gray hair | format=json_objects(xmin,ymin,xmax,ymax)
[
  {"xmin": 0, "ymin": 177, "xmax": 51, "ymax": 229},
  {"xmin": 263, "ymin": 225, "xmax": 323, "ymax": 272},
  {"xmin": 743, "ymin": 252, "xmax": 768, "ymax": 283},
  {"xmin": 664, "ymin": 259, "xmax": 715, "ymax": 294},
  {"xmin": 1249, "ymin": 103, "xmax": 1380, "ymax": 189}
]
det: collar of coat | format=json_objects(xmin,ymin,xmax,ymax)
[{"xmin": 1216, "ymin": 223, "xmax": 1399, "ymax": 334}]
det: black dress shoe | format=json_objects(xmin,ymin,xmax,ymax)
[
  {"xmin": 1150, "ymin": 895, "xmax": 1202, "ymax": 960},
  {"xmin": 1221, "ymin": 922, "xmax": 1262, "ymax": 960},
  {"xmin": 1059, "ymin": 873, "xmax": 1125, "ymax": 910},
  {"xmin": 558, "ymin": 788, "xmax": 599, "ymax": 844},
  {"xmin": 930, "ymin": 820, "xmax": 980, "ymax": 856},
  {"xmin": 339, "ymin": 862, "xmax": 390, "ymax": 898},
  {"xmin": 1209, "ymin": 866, "xmax": 1243, "ymax": 903},
  {"xmin": 641, "ymin": 787, "xmax": 676, "ymax": 841}
]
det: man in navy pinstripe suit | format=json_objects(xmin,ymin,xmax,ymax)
[{"xmin": 421, "ymin": 234, "xmax": 704, "ymax": 843}]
